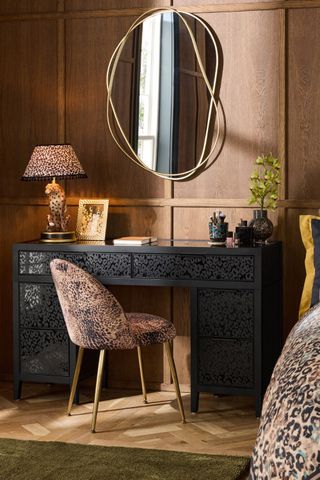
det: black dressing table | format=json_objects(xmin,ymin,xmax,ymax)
[{"xmin": 12, "ymin": 240, "xmax": 282, "ymax": 416}]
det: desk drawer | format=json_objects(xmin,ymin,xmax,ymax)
[
  {"xmin": 19, "ymin": 283, "xmax": 65, "ymax": 329},
  {"xmin": 198, "ymin": 288, "xmax": 254, "ymax": 338},
  {"xmin": 20, "ymin": 329, "xmax": 69, "ymax": 376},
  {"xmin": 133, "ymin": 254, "xmax": 254, "ymax": 282},
  {"xmin": 198, "ymin": 338, "xmax": 254, "ymax": 388},
  {"xmin": 18, "ymin": 251, "xmax": 131, "ymax": 278}
]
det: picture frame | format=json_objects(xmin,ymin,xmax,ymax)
[{"xmin": 76, "ymin": 199, "xmax": 109, "ymax": 241}]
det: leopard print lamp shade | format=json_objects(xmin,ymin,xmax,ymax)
[{"xmin": 21, "ymin": 144, "xmax": 87, "ymax": 181}]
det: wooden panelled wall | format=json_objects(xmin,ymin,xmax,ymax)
[{"xmin": 1, "ymin": 0, "xmax": 320, "ymax": 391}]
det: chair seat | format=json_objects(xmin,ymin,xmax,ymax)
[{"xmin": 126, "ymin": 313, "xmax": 176, "ymax": 347}]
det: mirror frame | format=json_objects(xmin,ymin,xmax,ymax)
[{"xmin": 106, "ymin": 7, "xmax": 221, "ymax": 181}]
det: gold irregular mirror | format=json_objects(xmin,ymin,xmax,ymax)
[{"xmin": 106, "ymin": 7, "xmax": 221, "ymax": 180}]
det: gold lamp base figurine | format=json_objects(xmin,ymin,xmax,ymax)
[{"xmin": 41, "ymin": 179, "xmax": 76, "ymax": 243}]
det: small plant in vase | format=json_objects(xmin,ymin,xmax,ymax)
[{"xmin": 248, "ymin": 153, "xmax": 280, "ymax": 243}]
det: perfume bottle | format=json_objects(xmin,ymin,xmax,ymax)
[
  {"xmin": 226, "ymin": 231, "xmax": 234, "ymax": 248},
  {"xmin": 235, "ymin": 219, "xmax": 253, "ymax": 247}
]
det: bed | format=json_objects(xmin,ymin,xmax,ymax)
[{"xmin": 249, "ymin": 302, "xmax": 320, "ymax": 479}]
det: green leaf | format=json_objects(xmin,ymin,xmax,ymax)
[{"xmin": 248, "ymin": 153, "xmax": 281, "ymax": 211}]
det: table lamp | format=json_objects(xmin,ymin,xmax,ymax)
[{"xmin": 22, "ymin": 144, "xmax": 87, "ymax": 242}]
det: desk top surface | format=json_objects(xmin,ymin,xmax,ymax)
[{"xmin": 14, "ymin": 239, "xmax": 281, "ymax": 255}]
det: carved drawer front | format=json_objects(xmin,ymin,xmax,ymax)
[
  {"xmin": 198, "ymin": 338, "xmax": 254, "ymax": 388},
  {"xmin": 198, "ymin": 289, "xmax": 254, "ymax": 338},
  {"xmin": 86, "ymin": 252, "xmax": 131, "ymax": 278},
  {"xmin": 133, "ymin": 254, "xmax": 254, "ymax": 282},
  {"xmin": 19, "ymin": 251, "xmax": 82, "ymax": 275},
  {"xmin": 20, "ymin": 329, "xmax": 69, "ymax": 376},
  {"xmin": 18, "ymin": 251, "xmax": 131, "ymax": 278},
  {"xmin": 19, "ymin": 283, "xmax": 65, "ymax": 329}
]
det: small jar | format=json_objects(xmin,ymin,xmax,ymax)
[
  {"xmin": 226, "ymin": 231, "xmax": 233, "ymax": 248},
  {"xmin": 234, "ymin": 232, "xmax": 240, "ymax": 247}
]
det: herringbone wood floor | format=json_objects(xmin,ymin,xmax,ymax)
[{"xmin": 0, "ymin": 381, "xmax": 258, "ymax": 457}]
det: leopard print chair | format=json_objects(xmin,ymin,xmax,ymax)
[
  {"xmin": 249, "ymin": 303, "xmax": 320, "ymax": 479},
  {"xmin": 50, "ymin": 258, "xmax": 185, "ymax": 432}
]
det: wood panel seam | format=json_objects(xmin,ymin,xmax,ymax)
[
  {"xmin": 57, "ymin": 3, "xmax": 66, "ymax": 144},
  {"xmin": 1, "ymin": 198, "xmax": 319, "ymax": 208},
  {"xmin": 1, "ymin": 1, "xmax": 320, "ymax": 22},
  {"xmin": 278, "ymin": 9, "xmax": 287, "ymax": 202},
  {"xmin": 277, "ymin": 10, "xmax": 287, "ymax": 245}
]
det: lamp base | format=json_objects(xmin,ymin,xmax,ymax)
[{"xmin": 40, "ymin": 231, "xmax": 77, "ymax": 243}]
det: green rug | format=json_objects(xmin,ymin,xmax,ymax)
[{"xmin": 0, "ymin": 438, "xmax": 249, "ymax": 480}]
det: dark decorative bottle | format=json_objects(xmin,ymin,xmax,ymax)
[
  {"xmin": 235, "ymin": 219, "xmax": 253, "ymax": 246},
  {"xmin": 250, "ymin": 210, "xmax": 273, "ymax": 243}
]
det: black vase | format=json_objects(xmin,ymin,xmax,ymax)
[{"xmin": 250, "ymin": 209, "xmax": 273, "ymax": 243}]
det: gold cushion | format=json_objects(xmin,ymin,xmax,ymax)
[{"xmin": 299, "ymin": 215, "xmax": 320, "ymax": 317}]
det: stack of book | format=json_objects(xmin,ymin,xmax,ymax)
[{"xmin": 113, "ymin": 236, "xmax": 157, "ymax": 245}]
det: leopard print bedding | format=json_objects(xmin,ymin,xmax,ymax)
[
  {"xmin": 50, "ymin": 259, "xmax": 176, "ymax": 350},
  {"xmin": 249, "ymin": 303, "xmax": 320, "ymax": 480}
]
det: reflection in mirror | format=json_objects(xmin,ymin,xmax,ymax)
[
  {"xmin": 107, "ymin": 9, "xmax": 221, "ymax": 179},
  {"xmin": 137, "ymin": 14, "xmax": 161, "ymax": 169}
]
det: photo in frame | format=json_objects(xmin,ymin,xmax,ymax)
[{"xmin": 76, "ymin": 199, "xmax": 109, "ymax": 241}]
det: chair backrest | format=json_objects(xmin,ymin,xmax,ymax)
[{"xmin": 50, "ymin": 259, "xmax": 136, "ymax": 350}]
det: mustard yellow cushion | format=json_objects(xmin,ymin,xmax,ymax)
[{"xmin": 299, "ymin": 215, "xmax": 320, "ymax": 317}]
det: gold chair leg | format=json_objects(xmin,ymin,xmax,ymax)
[
  {"xmin": 164, "ymin": 342, "xmax": 186, "ymax": 423},
  {"xmin": 91, "ymin": 349, "xmax": 106, "ymax": 433},
  {"xmin": 67, "ymin": 347, "xmax": 84, "ymax": 416},
  {"xmin": 137, "ymin": 346, "xmax": 147, "ymax": 404}
]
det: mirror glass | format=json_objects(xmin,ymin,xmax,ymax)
[{"xmin": 109, "ymin": 11, "xmax": 219, "ymax": 177}]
